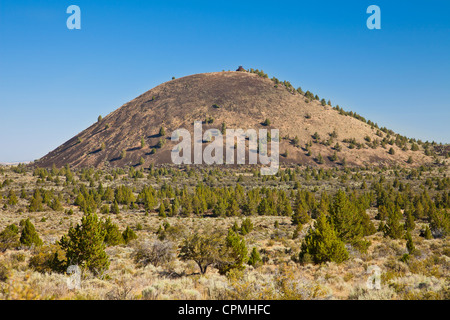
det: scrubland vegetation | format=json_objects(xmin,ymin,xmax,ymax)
[{"xmin": 0, "ymin": 163, "xmax": 448, "ymax": 300}]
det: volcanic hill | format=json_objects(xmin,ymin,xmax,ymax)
[{"xmin": 35, "ymin": 69, "xmax": 437, "ymax": 169}]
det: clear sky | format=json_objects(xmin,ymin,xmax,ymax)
[{"xmin": 0, "ymin": 0, "xmax": 449, "ymax": 162}]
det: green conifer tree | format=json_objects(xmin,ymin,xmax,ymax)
[
  {"xmin": 218, "ymin": 229, "xmax": 248, "ymax": 275},
  {"xmin": 158, "ymin": 202, "xmax": 166, "ymax": 218},
  {"xmin": 20, "ymin": 219, "xmax": 43, "ymax": 247},
  {"xmin": 102, "ymin": 218, "xmax": 123, "ymax": 246},
  {"xmin": 292, "ymin": 204, "xmax": 310, "ymax": 225},
  {"xmin": 405, "ymin": 231, "xmax": 415, "ymax": 254},
  {"xmin": 122, "ymin": 226, "xmax": 137, "ymax": 244},
  {"xmin": 159, "ymin": 126, "xmax": 166, "ymax": 136},
  {"xmin": 299, "ymin": 213, "xmax": 348, "ymax": 264},
  {"xmin": 384, "ymin": 205, "xmax": 404, "ymax": 239},
  {"xmin": 247, "ymin": 247, "xmax": 262, "ymax": 268},
  {"xmin": 59, "ymin": 213, "xmax": 109, "ymax": 275}
]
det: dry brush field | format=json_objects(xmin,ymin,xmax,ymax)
[{"xmin": 0, "ymin": 163, "xmax": 449, "ymax": 300}]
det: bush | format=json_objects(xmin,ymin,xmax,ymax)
[
  {"xmin": 0, "ymin": 263, "xmax": 9, "ymax": 282},
  {"xmin": 29, "ymin": 244, "xmax": 66, "ymax": 273},
  {"xmin": 179, "ymin": 231, "xmax": 223, "ymax": 274},
  {"xmin": 132, "ymin": 240, "xmax": 176, "ymax": 268},
  {"xmin": 0, "ymin": 224, "xmax": 20, "ymax": 252}
]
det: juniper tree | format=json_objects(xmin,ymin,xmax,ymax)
[
  {"xmin": 247, "ymin": 247, "xmax": 262, "ymax": 268},
  {"xmin": 240, "ymin": 218, "xmax": 253, "ymax": 235},
  {"xmin": 59, "ymin": 213, "xmax": 109, "ymax": 275},
  {"xmin": 404, "ymin": 209, "xmax": 416, "ymax": 231},
  {"xmin": 291, "ymin": 204, "xmax": 310, "ymax": 225},
  {"xmin": 226, "ymin": 198, "xmax": 240, "ymax": 216},
  {"xmin": 122, "ymin": 226, "xmax": 137, "ymax": 244},
  {"xmin": 384, "ymin": 205, "xmax": 404, "ymax": 239},
  {"xmin": 102, "ymin": 218, "xmax": 123, "ymax": 246},
  {"xmin": 316, "ymin": 153, "xmax": 324, "ymax": 164},
  {"xmin": 28, "ymin": 190, "xmax": 43, "ymax": 212},
  {"xmin": 221, "ymin": 122, "xmax": 227, "ymax": 135},
  {"xmin": 7, "ymin": 189, "xmax": 18, "ymax": 206},
  {"xmin": 329, "ymin": 151, "xmax": 338, "ymax": 162},
  {"xmin": 218, "ymin": 229, "xmax": 248, "ymax": 275},
  {"xmin": 110, "ymin": 200, "xmax": 120, "ymax": 214},
  {"xmin": 20, "ymin": 219, "xmax": 43, "ymax": 247},
  {"xmin": 429, "ymin": 209, "xmax": 449, "ymax": 238},
  {"xmin": 299, "ymin": 213, "xmax": 348, "ymax": 264},
  {"xmin": 158, "ymin": 202, "xmax": 166, "ymax": 218},
  {"xmin": 422, "ymin": 225, "xmax": 433, "ymax": 239},
  {"xmin": 405, "ymin": 231, "xmax": 415, "ymax": 254},
  {"xmin": 328, "ymin": 189, "xmax": 364, "ymax": 243}
]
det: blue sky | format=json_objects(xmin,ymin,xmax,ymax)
[{"xmin": 0, "ymin": 0, "xmax": 449, "ymax": 162}]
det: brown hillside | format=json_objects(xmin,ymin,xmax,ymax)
[{"xmin": 35, "ymin": 70, "xmax": 435, "ymax": 168}]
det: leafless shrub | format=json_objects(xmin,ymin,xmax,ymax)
[{"xmin": 132, "ymin": 240, "xmax": 176, "ymax": 268}]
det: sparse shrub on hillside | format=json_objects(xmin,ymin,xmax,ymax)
[
  {"xmin": 316, "ymin": 153, "xmax": 324, "ymax": 164},
  {"xmin": 156, "ymin": 138, "xmax": 166, "ymax": 149}
]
